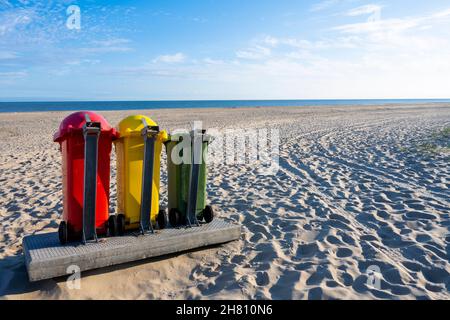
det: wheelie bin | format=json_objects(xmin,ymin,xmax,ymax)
[
  {"xmin": 165, "ymin": 129, "xmax": 214, "ymax": 227},
  {"xmin": 115, "ymin": 115, "xmax": 168, "ymax": 235},
  {"xmin": 53, "ymin": 111, "xmax": 118, "ymax": 244}
]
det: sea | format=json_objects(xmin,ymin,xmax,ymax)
[{"xmin": 0, "ymin": 99, "xmax": 449, "ymax": 113}]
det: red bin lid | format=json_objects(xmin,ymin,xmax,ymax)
[{"xmin": 53, "ymin": 111, "xmax": 117, "ymax": 142}]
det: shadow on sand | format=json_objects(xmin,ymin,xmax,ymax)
[{"xmin": 0, "ymin": 243, "xmax": 226, "ymax": 298}]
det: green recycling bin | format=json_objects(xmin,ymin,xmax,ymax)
[{"xmin": 165, "ymin": 129, "xmax": 214, "ymax": 227}]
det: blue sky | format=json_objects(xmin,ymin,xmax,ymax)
[{"xmin": 1, "ymin": 0, "xmax": 450, "ymax": 101}]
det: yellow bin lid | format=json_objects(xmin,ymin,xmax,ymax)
[{"xmin": 117, "ymin": 115, "xmax": 158, "ymax": 137}]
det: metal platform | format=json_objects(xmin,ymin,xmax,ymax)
[{"xmin": 23, "ymin": 219, "xmax": 241, "ymax": 282}]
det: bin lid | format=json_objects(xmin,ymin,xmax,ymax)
[
  {"xmin": 53, "ymin": 111, "xmax": 117, "ymax": 142},
  {"xmin": 117, "ymin": 115, "xmax": 159, "ymax": 137}
]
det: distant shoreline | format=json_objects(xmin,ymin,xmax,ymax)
[{"xmin": 1, "ymin": 99, "xmax": 450, "ymax": 113}]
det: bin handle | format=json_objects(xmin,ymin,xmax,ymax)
[
  {"xmin": 141, "ymin": 117, "xmax": 148, "ymax": 129},
  {"xmin": 83, "ymin": 113, "xmax": 101, "ymax": 135},
  {"xmin": 140, "ymin": 118, "xmax": 159, "ymax": 136}
]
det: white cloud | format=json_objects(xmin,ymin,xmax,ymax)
[
  {"xmin": 153, "ymin": 52, "xmax": 186, "ymax": 63},
  {"xmin": 65, "ymin": 59, "xmax": 100, "ymax": 66},
  {"xmin": 0, "ymin": 70, "xmax": 27, "ymax": 78},
  {"xmin": 236, "ymin": 45, "xmax": 271, "ymax": 60},
  {"xmin": 203, "ymin": 58, "xmax": 225, "ymax": 65},
  {"xmin": 262, "ymin": 35, "xmax": 279, "ymax": 47},
  {"xmin": 4, "ymin": 2, "xmax": 450, "ymax": 100},
  {"xmin": 0, "ymin": 51, "xmax": 17, "ymax": 60},
  {"xmin": 311, "ymin": 0, "xmax": 341, "ymax": 12},
  {"xmin": 431, "ymin": 8, "xmax": 450, "ymax": 19},
  {"xmin": 81, "ymin": 46, "xmax": 133, "ymax": 54},
  {"xmin": 92, "ymin": 38, "xmax": 131, "ymax": 47},
  {"xmin": 0, "ymin": 7, "xmax": 34, "ymax": 35},
  {"xmin": 334, "ymin": 18, "xmax": 419, "ymax": 34},
  {"xmin": 128, "ymin": 5, "xmax": 450, "ymax": 99},
  {"xmin": 0, "ymin": 1, "xmax": 13, "ymax": 9},
  {"xmin": 81, "ymin": 38, "xmax": 133, "ymax": 54},
  {"xmin": 336, "ymin": 6, "xmax": 450, "ymax": 35},
  {"xmin": 346, "ymin": 4, "xmax": 382, "ymax": 17}
]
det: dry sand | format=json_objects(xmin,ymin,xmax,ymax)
[{"xmin": 0, "ymin": 104, "xmax": 449, "ymax": 300}]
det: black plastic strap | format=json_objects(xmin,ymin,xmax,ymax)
[
  {"xmin": 186, "ymin": 130, "xmax": 204, "ymax": 227},
  {"xmin": 82, "ymin": 118, "xmax": 101, "ymax": 244},
  {"xmin": 139, "ymin": 120, "xmax": 159, "ymax": 234}
]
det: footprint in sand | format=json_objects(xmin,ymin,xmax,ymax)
[
  {"xmin": 336, "ymin": 247, "xmax": 353, "ymax": 258},
  {"xmin": 296, "ymin": 243, "xmax": 319, "ymax": 258},
  {"xmin": 326, "ymin": 235, "xmax": 343, "ymax": 245},
  {"xmin": 255, "ymin": 271, "xmax": 270, "ymax": 286},
  {"xmin": 307, "ymin": 287, "xmax": 323, "ymax": 300}
]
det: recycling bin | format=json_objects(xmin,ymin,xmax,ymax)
[
  {"xmin": 115, "ymin": 115, "xmax": 168, "ymax": 235},
  {"xmin": 53, "ymin": 111, "xmax": 118, "ymax": 244},
  {"xmin": 165, "ymin": 129, "xmax": 214, "ymax": 227}
]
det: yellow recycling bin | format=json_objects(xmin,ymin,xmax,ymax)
[{"xmin": 115, "ymin": 115, "xmax": 168, "ymax": 235}]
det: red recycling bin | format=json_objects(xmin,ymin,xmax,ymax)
[{"xmin": 53, "ymin": 111, "xmax": 118, "ymax": 243}]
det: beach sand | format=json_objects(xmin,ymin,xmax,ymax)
[{"xmin": 0, "ymin": 104, "xmax": 449, "ymax": 300}]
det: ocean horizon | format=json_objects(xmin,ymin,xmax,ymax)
[{"xmin": 1, "ymin": 99, "xmax": 450, "ymax": 113}]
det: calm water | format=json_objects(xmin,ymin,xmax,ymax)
[{"xmin": 0, "ymin": 99, "xmax": 449, "ymax": 113}]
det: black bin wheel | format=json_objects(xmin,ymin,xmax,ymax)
[
  {"xmin": 203, "ymin": 205, "xmax": 214, "ymax": 223},
  {"xmin": 107, "ymin": 215, "xmax": 117, "ymax": 237},
  {"xmin": 58, "ymin": 221, "xmax": 68, "ymax": 245},
  {"xmin": 169, "ymin": 208, "xmax": 181, "ymax": 227},
  {"xmin": 157, "ymin": 209, "xmax": 167, "ymax": 229},
  {"xmin": 117, "ymin": 214, "xmax": 125, "ymax": 236}
]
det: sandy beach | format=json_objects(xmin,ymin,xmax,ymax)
[{"xmin": 0, "ymin": 104, "xmax": 449, "ymax": 300}]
